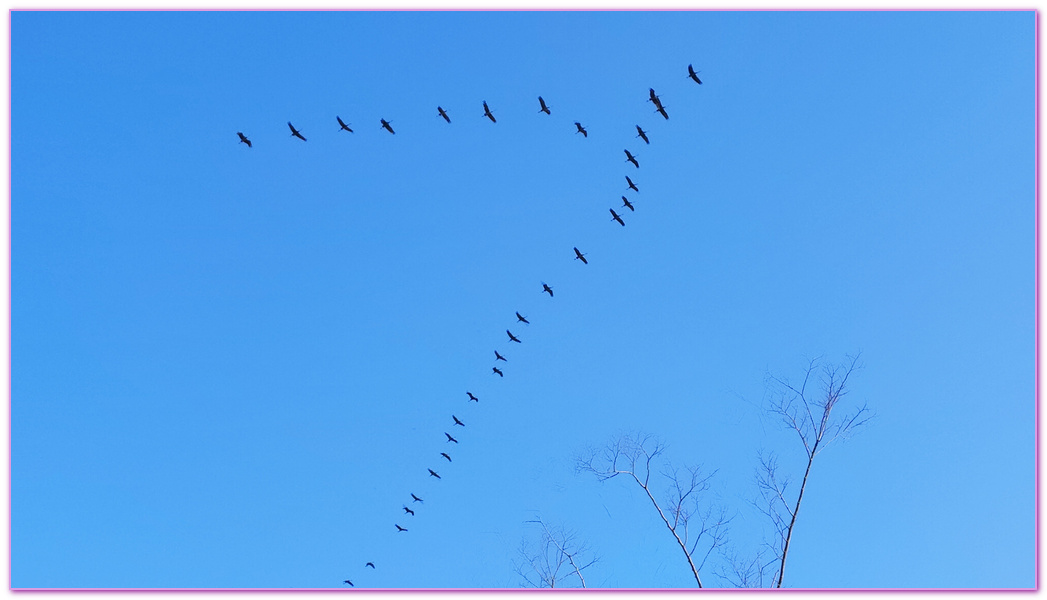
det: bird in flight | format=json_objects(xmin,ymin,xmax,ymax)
[
  {"xmin": 495, "ymin": 350, "xmax": 507, "ymax": 362},
  {"xmin": 440, "ymin": 452, "xmax": 452, "ymax": 462},
  {"xmin": 396, "ymin": 524, "xmax": 408, "ymax": 532},
  {"xmin": 453, "ymin": 415, "xmax": 465, "ymax": 427},
  {"xmin": 467, "ymin": 392, "xmax": 479, "ymax": 402},
  {"xmin": 287, "ymin": 122, "xmax": 306, "ymax": 141},
  {"xmin": 516, "ymin": 312, "xmax": 530, "ymax": 325},
  {"xmin": 366, "ymin": 562, "xmax": 376, "ymax": 569},
  {"xmin": 688, "ymin": 64, "xmax": 703, "ymax": 84},
  {"xmin": 538, "ymin": 96, "xmax": 551, "ymax": 115},
  {"xmin": 380, "ymin": 119, "xmax": 395, "ymax": 134},
  {"xmin": 542, "ymin": 283, "xmax": 554, "ymax": 297},
  {"xmin": 483, "ymin": 101, "xmax": 496, "ymax": 123},
  {"xmin": 428, "ymin": 468, "xmax": 442, "ymax": 479},
  {"xmin": 411, "ymin": 493, "xmax": 423, "ymax": 503},
  {"xmin": 492, "ymin": 366, "xmax": 504, "ymax": 377},
  {"xmin": 237, "ymin": 132, "xmax": 252, "ymax": 148},
  {"xmin": 636, "ymin": 125, "xmax": 650, "ymax": 144},
  {"xmin": 610, "ymin": 208, "xmax": 626, "ymax": 227},
  {"xmin": 648, "ymin": 88, "xmax": 662, "ymax": 105},
  {"xmin": 445, "ymin": 432, "xmax": 459, "ymax": 443},
  {"xmin": 403, "ymin": 506, "xmax": 415, "ymax": 516},
  {"xmin": 438, "ymin": 106, "xmax": 451, "ymax": 123},
  {"xmin": 337, "ymin": 116, "xmax": 354, "ymax": 133},
  {"xmin": 626, "ymin": 175, "xmax": 639, "ymax": 193},
  {"xmin": 656, "ymin": 105, "xmax": 669, "ymax": 120},
  {"xmin": 622, "ymin": 196, "xmax": 635, "ymax": 212},
  {"xmin": 574, "ymin": 122, "xmax": 588, "ymax": 137},
  {"xmin": 573, "ymin": 247, "xmax": 588, "ymax": 264},
  {"xmin": 625, "ymin": 149, "xmax": 640, "ymax": 168},
  {"xmin": 507, "ymin": 330, "xmax": 522, "ymax": 343},
  {"xmin": 344, "ymin": 580, "xmax": 354, "ymax": 586}
]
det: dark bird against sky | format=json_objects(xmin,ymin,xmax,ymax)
[
  {"xmin": 625, "ymin": 149, "xmax": 640, "ymax": 168},
  {"xmin": 506, "ymin": 330, "xmax": 522, "ymax": 343},
  {"xmin": 403, "ymin": 506, "xmax": 415, "ymax": 516},
  {"xmin": 381, "ymin": 118, "xmax": 395, "ymax": 134},
  {"xmin": 657, "ymin": 104, "xmax": 669, "ymax": 120},
  {"xmin": 495, "ymin": 350, "xmax": 507, "ymax": 362},
  {"xmin": 395, "ymin": 524, "xmax": 407, "ymax": 532},
  {"xmin": 237, "ymin": 132, "xmax": 252, "ymax": 147},
  {"xmin": 453, "ymin": 415, "xmax": 465, "ymax": 427},
  {"xmin": 411, "ymin": 493, "xmax": 423, "ymax": 503},
  {"xmin": 516, "ymin": 312, "xmax": 530, "ymax": 324},
  {"xmin": 344, "ymin": 580, "xmax": 354, "ymax": 586},
  {"xmin": 492, "ymin": 366, "xmax": 504, "ymax": 377},
  {"xmin": 483, "ymin": 101, "xmax": 496, "ymax": 123},
  {"xmin": 622, "ymin": 196, "xmax": 635, "ymax": 212},
  {"xmin": 542, "ymin": 283, "xmax": 554, "ymax": 297},
  {"xmin": 688, "ymin": 63, "xmax": 703, "ymax": 84},
  {"xmin": 538, "ymin": 96, "xmax": 551, "ymax": 114},
  {"xmin": 428, "ymin": 468, "xmax": 441, "ymax": 479},
  {"xmin": 626, "ymin": 175, "xmax": 639, "ymax": 192},
  {"xmin": 610, "ymin": 208, "xmax": 626, "ymax": 227},
  {"xmin": 437, "ymin": 106, "xmax": 451, "ymax": 123},
  {"xmin": 636, "ymin": 125, "xmax": 649, "ymax": 144},
  {"xmin": 366, "ymin": 562, "xmax": 375, "ymax": 569},
  {"xmin": 445, "ymin": 432, "xmax": 458, "ymax": 443},
  {"xmin": 337, "ymin": 116, "xmax": 353, "ymax": 133},
  {"xmin": 287, "ymin": 122, "xmax": 306, "ymax": 141},
  {"xmin": 467, "ymin": 392, "xmax": 479, "ymax": 402},
  {"xmin": 574, "ymin": 122, "xmax": 588, "ymax": 137},
  {"xmin": 574, "ymin": 247, "xmax": 588, "ymax": 264},
  {"xmin": 440, "ymin": 452, "xmax": 452, "ymax": 462}
]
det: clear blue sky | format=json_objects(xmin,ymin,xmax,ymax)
[{"xmin": 12, "ymin": 10, "xmax": 1034, "ymax": 589}]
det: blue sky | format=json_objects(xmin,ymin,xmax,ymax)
[{"xmin": 11, "ymin": 10, "xmax": 1034, "ymax": 589}]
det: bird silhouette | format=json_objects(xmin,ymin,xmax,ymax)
[
  {"xmin": 538, "ymin": 96, "xmax": 551, "ymax": 115},
  {"xmin": 636, "ymin": 125, "xmax": 650, "ymax": 144},
  {"xmin": 441, "ymin": 452, "xmax": 452, "ymax": 462},
  {"xmin": 366, "ymin": 562, "xmax": 376, "ymax": 569},
  {"xmin": 237, "ymin": 132, "xmax": 252, "ymax": 148},
  {"xmin": 656, "ymin": 105, "xmax": 669, "ymax": 120},
  {"xmin": 688, "ymin": 64, "xmax": 703, "ymax": 84},
  {"xmin": 492, "ymin": 366, "xmax": 504, "ymax": 377},
  {"xmin": 287, "ymin": 122, "xmax": 306, "ymax": 141},
  {"xmin": 396, "ymin": 524, "xmax": 408, "ymax": 532},
  {"xmin": 380, "ymin": 119, "xmax": 395, "ymax": 134},
  {"xmin": 337, "ymin": 116, "xmax": 354, "ymax": 133},
  {"xmin": 483, "ymin": 101, "xmax": 496, "ymax": 123},
  {"xmin": 446, "ymin": 432, "xmax": 459, "ymax": 443},
  {"xmin": 610, "ymin": 208, "xmax": 626, "ymax": 227},
  {"xmin": 626, "ymin": 175, "xmax": 639, "ymax": 193},
  {"xmin": 516, "ymin": 312, "xmax": 530, "ymax": 325},
  {"xmin": 622, "ymin": 196, "xmax": 635, "ymax": 212},
  {"xmin": 437, "ymin": 106, "xmax": 451, "ymax": 123},
  {"xmin": 403, "ymin": 506, "xmax": 415, "ymax": 516},
  {"xmin": 648, "ymin": 88, "xmax": 662, "ymax": 105},
  {"xmin": 542, "ymin": 283, "xmax": 554, "ymax": 297},
  {"xmin": 411, "ymin": 493, "xmax": 423, "ymax": 503},
  {"xmin": 453, "ymin": 415, "xmax": 465, "ymax": 427},
  {"xmin": 495, "ymin": 350, "xmax": 507, "ymax": 362},
  {"xmin": 507, "ymin": 330, "xmax": 522, "ymax": 343},
  {"xmin": 574, "ymin": 247, "xmax": 588, "ymax": 264},
  {"xmin": 625, "ymin": 149, "xmax": 640, "ymax": 168},
  {"xmin": 574, "ymin": 122, "xmax": 588, "ymax": 137},
  {"xmin": 467, "ymin": 392, "xmax": 479, "ymax": 402},
  {"xmin": 428, "ymin": 468, "xmax": 441, "ymax": 479},
  {"xmin": 344, "ymin": 580, "xmax": 354, "ymax": 586}
]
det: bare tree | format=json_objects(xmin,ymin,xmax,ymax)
[
  {"xmin": 576, "ymin": 433, "xmax": 729, "ymax": 588},
  {"xmin": 514, "ymin": 516, "xmax": 597, "ymax": 588},
  {"xmin": 753, "ymin": 354, "xmax": 871, "ymax": 587}
]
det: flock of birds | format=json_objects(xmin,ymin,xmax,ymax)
[{"xmin": 238, "ymin": 62, "xmax": 704, "ymax": 588}]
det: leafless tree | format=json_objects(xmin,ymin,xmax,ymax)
[
  {"xmin": 514, "ymin": 516, "xmax": 597, "ymax": 588},
  {"xmin": 752, "ymin": 353, "xmax": 871, "ymax": 587},
  {"xmin": 576, "ymin": 433, "xmax": 729, "ymax": 587}
]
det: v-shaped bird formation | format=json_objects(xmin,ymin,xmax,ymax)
[{"xmin": 235, "ymin": 63, "xmax": 704, "ymax": 587}]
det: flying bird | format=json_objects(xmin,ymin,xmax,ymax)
[
  {"xmin": 337, "ymin": 116, "xmax": 354, "ymax": 133},
  {"xmin": 648, "ymin": 88, "xmax": 661, "ymax": 105},
  {"xmin": 626, "ymin": 175, "xmax": 639, "ymax": 193},
  {"xmin": 516, "ymin": 312, "xmax": 530, "ymax": 325},
  {"xmin": 237, "ymin": 132, "xmax": 252, "ymax": 148},
  {"xmin": 483, "ymin": 101, "xmax": 496, "ymax": 123},
  {"xmin": 622, "ymin": 196, "xmax": 635, "ymax": 212},
  {"xmin": 538, "ymin": 96, "xmax": 551, "ymax": 115},
  {"xmin": 453, "ymin": 415, "xmax": 465, "ymax": 427},
  {"xmin": 610, "ymin": 208, "xmax": 626, "ymax": 227},
  {"xmin": 492, "ymin": 366, "xmax": 504, "ymax": 377},
  {"xmin": 467, "ymin": 392, "xmax": 479, "ymax": 402},
  {"xmin": 411, "ymin": 493, "xmax": 423, "ymax": 503},
  {"xmin": 688, "ymin": 64, "xmax": 703, "ymax": 84},
  {"xmin": 495, "ymin": 350, "xmax": 507, "ymax": 362},
  {"xmin": 437, "ymin": 106, "xmax": 451, "ymax": 123},
  {"xmin": 507, "ymin": 330, "xmax": 522, "ymax": 343},
  {"xmin": 428, "ymin": 468, "xmax": 441, "ymax": 479},
  {"xmin": 403, "ymin": 506, "xmax": 415, "ymax": 516},
  {"xmin": 574, "ymin": 122, "xmax": 588, "ymax": 137},
  {"xmin": 573, "ymin": 247, "xmax": 588, "ymax": 264},
  {"xmin": 381, "ymin": 118, "xmax": 395, "ymax": 134},
  {"xmin": 625, "ymin": 149, "xmax": 640, "ymax": 168},
  {"xmin": 287, "ymin": 122, "xmax": 306, "ymax": 141},
  {"xmin": 344, "ymin": 580, "xmax": 354, "ymax": 586},
  {"xmin": 440, "ymin": 452, "xmax": 452, "ymax": 462},
  {"xmin": 445, "ymin": 432, "xmax": 459, "ymax": 443},
  {"xmin": 396, "ymin": 524, "xmax": 408, "ymax": 532},
  {"xmin": 656, "ymin": 105, "xmax": 669, "ymax": 120},
  {"xmin": 636, "ymin": 125, "xmax": 650, "ymax": 144},
  {"xmin": 542, "ymin": 283, "xmax": 554, "ymax": 297},
  {"xmin": 366, "ymin": 562, "xmax": 376, "ymax": 569}
]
